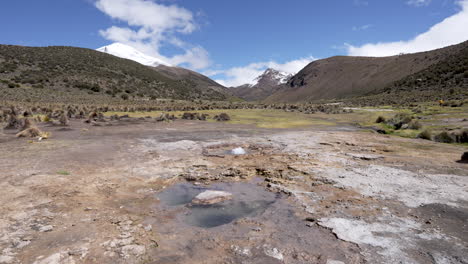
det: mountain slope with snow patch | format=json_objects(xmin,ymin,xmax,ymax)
[{"xmin": 97, "ymin": 43, "xmax": 171, "ymax": 67}]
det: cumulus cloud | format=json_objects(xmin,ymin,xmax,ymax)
[
  {"xmin": 208, "ymin": 57, "xmax": 315, "ymax": 87},
  {"xmin": 95, "ymin": 0, "xmax": 210, "ymax": 69},
  {"xmin": 347, "ymin": 0, "xmax": 468, "ymax": 56}
]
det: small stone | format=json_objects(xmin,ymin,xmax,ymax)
[
  {"xmin": 264, "ymin": 246, "xmax": 284, "ymax": 260},
  {"xmin": 39, "ymin": 225, "xmax": 53, "ymax": 232},
  {"xmin": 252, "ymin": 227, "xmax": 262, "ymax": 232},
  {"xmin": 144, "ymin": 225, "xmax": 152, "ymax": 231},
  {"xmin": 326, "ymin": 260, "xmax": 345, "ymax": 264},
  {"xmin": 121, "ymin": 245, "xmax": 146, "ymax": 257},
  {"xmin": 231, "ymin": 245, "xmax": 251, "ymax": 257}
]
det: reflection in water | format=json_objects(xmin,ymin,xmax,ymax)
[
  {"xmin": 157, "ymin": 182, "xmax": 277, "ymax": 228},
  {"xmin": 186, "ymin": 200, "xmax": 275, "ymax": 228}
]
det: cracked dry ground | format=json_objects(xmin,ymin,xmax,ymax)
[{"xmin": 0, "ymin": 119, "xmax": 467, "ymax": 264}]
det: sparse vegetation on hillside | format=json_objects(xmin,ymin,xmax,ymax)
[{"xmin": 0, "ymin": 45, "xmax": 228, "ymax": 103}]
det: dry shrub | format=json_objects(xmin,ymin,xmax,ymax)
[
  {"xmin": 4, "ymin": 114, "xmax": 21, "ymax": 129},
  {"xmin": 434, "ymin": 131, "xmax": 455, "ymax": 143},
  {"xmin": 407, "ymin": 120, "xmax": 422, "ymax": 130},
  {"xmin": 417, "ymin": 129, "xmax": 432, "ymax": 140},
  {"xmin": 214, "ymin": 113, "xmax": 231, "ymax": 121},
  {"xmin": 59, "ymin": 113, "xmax": 69, "ymax": 126},
  {"xmin": 20, "ymin": 118, "xmax": 34, "ymax": 131},
  {"xmin": 375, "ymin": 116, "xmax": 386, "ymax": 123},
  {"xmin": 16, "ymin": 127, "xmax": 42, "ymax": 138}
]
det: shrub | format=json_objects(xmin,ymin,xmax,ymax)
[
  {"xmin": 375, "ymin": 116, "xmax": 386, "ymax": 123},
  {"xmin": 16, "ymin": 127, "xmax": 43, "ymax": 138},
  {"xmin": 453, "ymin": 129, "xmax": 468, "ymax": 143},
  {"xmin": 387, "ymin": 113, "xmax": 412, "ymax": 130},
  {"xmin": 407, "ymin": 120, "xmax": 422, "ymax": 130},
  {"xmin": 214, "ymin": 113, "xmax": 231, "ymax": 121},
  {"xmin": 434, "ymin": 131, "xmax": 455, "ymax": 143},
  {"xmin": 417, "ymin": 129, "xmax": 432, "ymax": 140},
  {"xmin": 121, "ymin": 94, "xmax": 129, "ymax": 100}
]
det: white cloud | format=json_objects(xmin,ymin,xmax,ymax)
[
  {"xmin": 347, "ymin": 0, "xmax": 468, "ymax": 56},
  {"xmin": 352, "ymin": 24, "xmax": 372, "ymax": 31},
  {"xmin": 95, "ymin": 0, "xmax": 211, "ymax": 69},
  {"xmin": 209, "ymin": 57, "xmax": 315, "ymax": 87},
  {"xmin": 407, "ymin": 0, "xmax": 431, "ymax": 7},
  {"xmin": 169, "ymin": 46, "xmax": 212, "ymax": 69}
]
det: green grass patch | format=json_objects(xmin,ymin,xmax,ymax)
[
  {"xmin": 105, "ymin": 109, "xmax": 337, "ymax": 129},
  {"xmin": 57, "ymin": 170, "xmax": 70, "ymax": 176}
]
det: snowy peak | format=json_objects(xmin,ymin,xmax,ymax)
[
  {"xmin": 231, "ymin": 68, "xmax": 293, "ymax": 101},
  {"xmin": 96, "ymin": 43, "xmax": 171, "ymax": 67},
  {"xmin": 250, "ymin": 68, "xmax": 293, "ymax": 87}
]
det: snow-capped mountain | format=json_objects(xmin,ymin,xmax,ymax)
[
  {"xmin": 231, "ymin": 68, "xmax": 293, "ymax": 101},
  {"xmin": 249, "ymin": 68, "xmax": 293, "ymax": 87},
  {"xmin": 96, "ymin": 43, "xmax": 171, "ymax": 67}
]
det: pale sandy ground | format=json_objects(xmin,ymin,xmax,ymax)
[{"xmin": 0, "ymin": 118, "xmax": 467, "ymax": 264}]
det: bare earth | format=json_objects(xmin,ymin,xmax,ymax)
[{"xmin": 0, "ymin": 118, "xmax": 467, "ymax": 264}]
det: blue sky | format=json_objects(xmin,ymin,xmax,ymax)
[{"xmin": 1, "ymin": 0, "xmax": 468, "ymax": 86}]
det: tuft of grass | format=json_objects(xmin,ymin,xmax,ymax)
[
  {"xmin": 417, "ymin": 129, "xmax": 432, "ymax": 140},
  {"xmin": 375, "ymin": 116, "xmax": 386, "ymax": 123},
  {"xmin": 57, "ymin": 170, "xmax": 70, "ymax": 176}
]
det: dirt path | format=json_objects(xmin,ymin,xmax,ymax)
[{"xmin": 0, "ymin": 119, "xmax": 467, "ymax": 264}]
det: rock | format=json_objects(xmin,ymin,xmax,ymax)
[
  {"xmin": 326, "ymin": 260, "xmax": 345, "ymax": 264},
  {"xmin": 121, "ymin": 245, "xmax": 146, "ymax": 257},
  {"xmin": 39, "ymin": 225, "xmax": 53, "ymax": 232},
  {"xmin": 264, "ymin": 246, "xmax": 284, "ymax": 260},
  {"xmin": 231, "ymin": 245, "xmax": 251, "ymax": 257},
  {"xmin": 231, "ymin": 147, "xmax": 246, "ymax": 155},
  {"xmin": 192, "ymin": 190, "xmax": 233, "ymax": 205}
]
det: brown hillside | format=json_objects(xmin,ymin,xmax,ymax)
[
  {"xmin": 0, "ymin": 45, "xmax": 229, "ymax": 103},
  {"xmin": 265, "ymin": 41, "xmax": 468, "ymax": 103}
]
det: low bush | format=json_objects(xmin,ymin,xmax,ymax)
[
  {"xmin": 407, "ymin": 120, "xmax": 422, "ymax": 130},
  {"xmin": 417, "ymin": 129, "xmax": 432, "ymax": 140},
  {"xmin": 375, "ymin": 116, "xmax": 386, "ymax": 123},
  {"xmin": 434, "ymin": 131, "xmax": 455, "ymax": 143}
]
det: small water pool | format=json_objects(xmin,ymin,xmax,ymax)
[{"xmin": 156, "ymin": 181, "xmax": 278, "ymax": 228}]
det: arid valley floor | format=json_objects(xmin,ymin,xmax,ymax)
[{"xmin": 0, "ymin": 110, "xmax": 467, "ymax": 264}]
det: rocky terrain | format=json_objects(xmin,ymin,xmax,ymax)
[{"xmin": 0, "ymin": 113, "xmax": 466, "ymax": 264}]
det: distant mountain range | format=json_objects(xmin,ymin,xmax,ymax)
[{"xmin": 1, "ymin": 41, "xmax": 466, "ymax": 104}]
